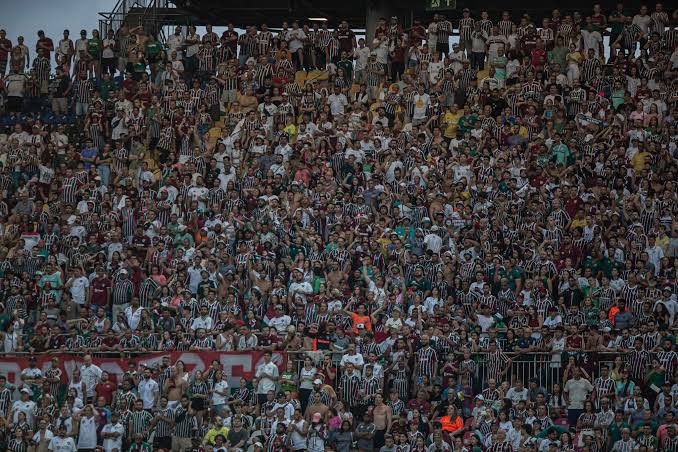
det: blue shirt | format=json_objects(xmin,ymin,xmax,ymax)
[{"xmin": 81, "ymin": 147, "xmax": 98, "ymax": 169}]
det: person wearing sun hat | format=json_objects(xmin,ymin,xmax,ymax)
[{"xmin": 306, "ymin": 411, "xmax": 328, "ymax": 452}]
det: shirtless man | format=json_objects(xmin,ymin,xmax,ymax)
[
  {"xmin": 326, "ymin": 262, "xmax": 347, "ymax": 291},
  {"xmin": 164, "ymin": 362, "xmax": 188, "ymax": 408},
  {"xmin": 372, "ymin": 393, "xmax": 392, "ymax": 450},
  {"xmin": 304, "ymin": 392, "xmax": 328, "ymax": 422}
]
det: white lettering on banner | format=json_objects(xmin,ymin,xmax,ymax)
[
  {"xmin": 0, "ymin": 362, "xmax": 22, "ymax": 383},
  {"xmin": 0, "ymin": 352, "xmax": 287, "ymax": 386},
  {"xmin": 220, "ymin": 354, "xmax": 253, "ymax": 388},
  {"xmin": 99, "ymin": 362, "xmax": 125, "ymax": 380},
  {"xmin": 174, "ymin": 352, "xmax": 208, "ymax": 374},
  {"xmin": 61, "ymin": 359, "xmax": 84, "ymax": 384},
  {"xmin": 137, "ymin": 354, "xmax": 172, "ymax": 370}
]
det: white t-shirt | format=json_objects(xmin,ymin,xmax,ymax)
[
  {"xmin": 354, "ymin": 47, "xmax": 370, "ymax": 71},
  {"xmin": 166, "ymin": 34, "xmax": 185, "ymax": 58},
  {"xmin": 57, "ymin": 39, "xmax": 73, "ymax": 56},
  {"xmin": 290, "ymin": 419, "xmax": 308, "ymax": 450},
  {"xmin": 69, "ymin": 276, "xmax": 89, "ymax": 305},
  {"xmin": 48, "ymin": 436, "xmax": 77, "ymax": 452},
  {"xmin": 138, "ymin": 378, "xmax": 159, "ymax": 409},
  {"xmin": 191, "ymin": 315, "xmax": 213, "ymax": 331},
  {"xmin": 212, "ymin": 380, "xmax": 229, "ymax": 405},
  {"xmin": 632, "ymin": 14, "xmax": 652, "ymax": 33},
  {"xmin": 428, "ymin": 61, "xmax": 444, "ymax": 84},
  {"xmin": 80, "ymin": 364, "xmax": 103, "ymax": 397},
  {"xmin": 77, "ymin": 416, "xmax": 98, "ymax": 449},
  {"xmin": 328, "ymin": 93, "xmax": 349, "ymax": 116},
  {"xmin": 185, "ymin": 33, "xmax": 201, "ymax": 57},
  {"xmin": 413, "ymin": 93, "xmax": 430, "ymax": 120},
  {"xmin": 102, "ymin": 422, "xmax": 124, "ymax": 452},
  {"xmin": 288, "ymin": 281, "xmax": 313, "ymax": 303},
  {"xmin": 564, "ymin": 377, "xmax": 594, "ymax": 409},
  {"xmin": 102, "ymin": 38, "xmax": 116, "ymax": 59},
  {"xmin": 256, "ymin": 361, "xmax": 279, "ymax": 394},
  {"xmin": 32, "ymin": 429, "xmax": 54, "ymax": 446},
  {"xmin": 21, "ymin": 367, "xmax": 43, "ymax": 380},
  {"xmin": 506, "ymin": 387, "xmax": 529, "ymax": 404},
  {"xmin": 5, "ymin": 73, "xmax": 27, "ymax": 97},
  {"xmin": 12, "ymin": 400, "xmax": 36, "ymax": 424},
  {"xmin": 188, "ymin": 186, "xmax": 209, "ymax": 208},
  {"xmin": 268, "ymin": 314, "xmax": 292, "ymax": 333},
  {"xmin": 287, "ymin": 29, "xmax": 307, "ymax": 52},
  {"xmin": 125, "ymin": 306, "xmax": 144, "ymax": 331},
  {"xmin": 581, "ymin": 31, "xmax": 602, "ymax": 58}
]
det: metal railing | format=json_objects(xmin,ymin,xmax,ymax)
[
  {"xmin": 99, "ymin": 0, "xmax": 150, "ymax": 37},
  {"xmin": 98, "ymin": 0, "xmax": 177, "ymax": 42},
  {"xmin": 287, "ymin": 351, "xmax": 621, "ymax": 391}
]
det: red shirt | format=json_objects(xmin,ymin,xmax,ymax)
[
  {"xmin": 530, "ymin": 49, "xmax": 546, "ymax": 67},
  {"xmin": 95, "ymin": 380, "xmax": 116, "ymax": 404},
  {"xmin": 90, "ymin": 276, "xmax": 111, "ymax": 306},
  {"xmin": 0, "ymin": 39, "xmax": 12, "ymax": 60},
  {"xmin": 407, "ymin": 398, "xmax": 431, "ymax": 416},
  {"xmin": 565, "ymin": 197, "xmax": 582, "ymax": 218}
]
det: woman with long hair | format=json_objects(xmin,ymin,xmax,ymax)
[{"xmin": 189, "ymin": 370, "xmax": 209, "ymax": 426}]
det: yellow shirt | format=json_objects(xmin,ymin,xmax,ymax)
[
  {"xmin": 442, "ymin": 111, "xmax": 463, "ymax": 138},
  {"xmin": 631, "ymin": 151, "xmax": 650, "ymax": 173},
  {"xmin": 570, "ymin": 218, "xmax": 586, "ymax": 230},
  {"xmin": 284, "ymin": 123, "xmax": 297, "ymax": 143},
  {"xmin": 567, "ymin": 51, "xmax": 582, "ymax": 65},
  {"xmin": 204, "ymin": 426, "xmax": 230, "ymax": 445}
]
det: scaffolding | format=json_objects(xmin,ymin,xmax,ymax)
[{"xmin": 98, "ymin": 0, "xmax": 187, "ymax": 42}]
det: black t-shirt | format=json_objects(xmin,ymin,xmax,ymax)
[
  {"xmin": 49, "ymin": 75, "xmax": 70, "ymax": 97},
  {"xmin": 226, "ymin": 428, "xmax": 248, "ymax": 447}
]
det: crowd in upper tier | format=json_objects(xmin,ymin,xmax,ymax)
[{"xmin": 0, "ymin": 2, "xmax": 677, "ymax": 451}]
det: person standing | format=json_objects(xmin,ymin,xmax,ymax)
[
  {"xmin": 372, "ymin": 394, "xmax": 392, "ymax": 450},
  {"xmin": 80, "ymin": 354, "xmax": 103, "ymax": 403},
  {"xmin": 0, "ymin": 29, "xmax": 12, "ymax": 75},
  {"xmin": 101, "ymin": 29, "xmax": 117, "ymax": 76},
  {"xmin": 306, "ymin": 412, "xmax": 327, "ymax": 452},
  {"xmin": 564, "ymin": 367, "xmax": 594, "ymax": 426},
  {"xmin": 56, "ymin": 29, "xmax": 74, "ymax": 67},
  {"xmin": 48, "ymin": 424, "xmax": 76, "ymax": 452},
  {"xmin": 74, "ymin": 405, "xmax": 99, "ymax": 451},
  {"xmin": 255, "ymin": 352, "xmax": 279, "ymax": 405}
]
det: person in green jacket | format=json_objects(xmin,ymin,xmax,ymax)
[
  {"xmin": 87, "ymin": 29, "xmax": 102, "ymax": 78},
  {"xmin": 550, "ymin": 134, "xmax": 571, "ymax": 166},
  {"xmin": 548, "ymin": 36, "xmax": 568, "ymax": 73},
  {"xmin": 129, "ymin": 433, "xmax": 153, "ymax": 452}
]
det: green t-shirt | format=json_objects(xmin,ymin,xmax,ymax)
[
  {"xmin": 458, "ymin": 114, "xmax": 477, "ymax": 134},
  {"xmin": 280, "ymin": 370, "xmax": 298, "ymax": 392},
  {"xmin": 549, "ymin": 46, "xmax": 568, "ymax": 73},
  {"xmin": 611, "ymin": 89, "xmax": 625, "ymax": 109},
  {"xmin": 491, "ymin": 56, "xmax": 508, "ymax": 79},
  {"xmin": 87, "ymin": 38, "xmax": 102, "ymax": 58},
  {"xmin": 129, "ymin": 442, "xmax": 153, "ymax": 452},
  {"xmin": 337, "ymin": 59, "xmax": 353, "ymax": 81},
  {"xmin": 146, "ymin": 40, "xmax": 162, "ymax": 56},
  {"xmin": 99, "ymin": 80, "xmax": 117, "ymax": 100},
  {"xmin": 133, "ymin": 60, "xmax": 146, "ymax": 73},
  {"xmin": 609, "ymin": 12, "xmax": 625, "ymax": 35},
  {"xmin": 40, "ymin": 272, "xmax": 63, "ymax": 300},
  {"xmin": 551, "ymin": 142, "xmax": 571, "ymax": 165}
]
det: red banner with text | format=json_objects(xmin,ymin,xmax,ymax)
[{"xmin": 0, "ymin": 352, "xmax": 286, "ymax": 388}]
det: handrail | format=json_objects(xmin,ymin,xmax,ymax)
[{"xmin": 0, "ymin": 348, "xmax": 648, "ymax": 357}]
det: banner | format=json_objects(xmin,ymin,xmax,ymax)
[{"xmin": 0, "ymin": 352, "xmax": 286, "ymax": 389}]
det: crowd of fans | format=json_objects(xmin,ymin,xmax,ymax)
[{"xmin": 0, "ymin": 1, "xmax": 677, "ymax": 451}]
